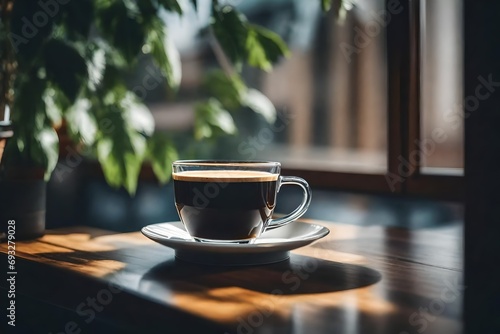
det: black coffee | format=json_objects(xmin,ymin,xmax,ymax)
[{"xmin": 173, "ymin": 170, "xmax": 278, "ymax": 241}]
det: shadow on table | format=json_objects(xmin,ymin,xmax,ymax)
[{"xmin": 139, "ymin": 254, "xmax": 381, "ymax": 296}]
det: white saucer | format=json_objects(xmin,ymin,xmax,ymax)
[{"xmin": 141, "ymin": 221, "xmax": 330, "ymax": 265}]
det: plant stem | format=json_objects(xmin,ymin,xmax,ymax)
[{"xmin": 208, "ymin": 28, "xmax": 235, "ymax": 78}]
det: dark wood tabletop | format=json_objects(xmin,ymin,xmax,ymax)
[{"xmin": 0, "ymin": 219, "xmax": 463, "ymax": 334}]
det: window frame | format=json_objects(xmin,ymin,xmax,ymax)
[{"xmin": 282, "ymin": 0, "xmax": 464, "ymax": 201}]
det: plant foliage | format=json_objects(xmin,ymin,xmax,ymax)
[{"xmin": 0, "ymin": 0, "xmax": 334, "ymax": 193}]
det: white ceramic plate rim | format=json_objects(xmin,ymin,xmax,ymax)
[{"xmin": 141, "ymin": 221, "xmax": 330, "ymax": 253}]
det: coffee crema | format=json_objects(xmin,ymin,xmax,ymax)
[{"xmin": 172, "ymin": 170, "xmax": 278, "ymax": 182}]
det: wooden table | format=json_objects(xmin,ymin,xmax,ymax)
[{"xmin": 0, "ymin": 220, "xmax": 462, "ymax": 334}]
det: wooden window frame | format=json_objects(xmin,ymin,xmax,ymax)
[{"xmin": 284, "ymin": 0, "xmax": 464, "ymax": 201}]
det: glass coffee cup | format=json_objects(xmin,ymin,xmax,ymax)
[{"xmin": 172, "ymin": 161, "xmax": 312, "ymax": 243}]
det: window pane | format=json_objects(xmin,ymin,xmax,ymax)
[
  {"xmin": 257, "ymin": 0, "xmax": 388, "ymax": 173},
  {"xmin": 420, "ymin": 0, "xmax": 464, "ymax": 172},
  {"xmin": 149, "ymin": 0, "xmax": 388, "ymax": 174}
]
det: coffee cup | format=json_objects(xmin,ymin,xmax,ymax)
[{"xmin": 172, "ymin": 160, "xmax": 312, "ymax": 243}]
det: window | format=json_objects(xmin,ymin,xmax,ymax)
[
  {"xmin": 146, "ymin": 0, "xmax": 463, "ymax": 199},
  {"xmin": 257, "ymin": 0, "xmax": 388, "ymax": 175},
  {"xmin": 420, "ymin": 0, "xmax": 463, "ymax": 173}
]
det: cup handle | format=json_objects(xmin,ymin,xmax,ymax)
[{"xmin": 265, "ymin": 176, "xmax": 312, "ymax": 231}]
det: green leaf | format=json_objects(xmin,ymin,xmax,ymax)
[
  {"xmin": 246, "ymin": 25, "xmax": 290, "ymax": 72},
  {"xmin": 10, "ymin": 0, "xmax": 54, "ymax": 60},
  {"xmin": 43, "ymin": 89, "xmax": 63, "ymax": 125},
  {"xmin": 203, "ymin": 70, "xmax": 277, "ymax": 123},
  {"xmin": 100, "ymin": 64, "xmax": 124, "ymax": 92},
  {"xmin": 147, "ymin": 133, "xmax": 178, "ymax": 184},
  {"xmin": 242, "ymin": 89, "xmax": 277, "ymax": 124},
  {"xmin": 35, "ymin": 127, "xmax": 59, "ymax": 181},
  {"xmin": 7, "ymin": 75, "xmax": 48, "ymax": 173},
  {"xmin": 122, "ymin": 0, "xmax": 141, "ymax": 15},
  {"xmin": 97, "ymin": 134, "xmax": 145, "ymax": 195},
  {"xmin": 210, "ymin": 5, "xmax": 289, "ymax": 71},
  {"xmin": 137, "ymin": 0, "xmax": 159, "ymax": 19},
  {"xmin": 203, "ymin": 70, "xmax": 246, "ymax": 110},
  {"xmin": 95, "ymin": 0, "xmax": 124, "ymax": 36},
  {"xmin": 96, "ymin": 1, "xmax": 145, "ymax": 64},
  {"xmin": 322, "ymin": 0, "xmax": 333, "ymax": 11},
  {"xmin": 12, "ymin": 74, "xmax": 46, "ymax": 130},
  {"xmin": 3, "ymin": 119, "xmax": 59, "ymax": 181},
  {"xmin": 120, "ymin": 92, "xmax": 155, "ymax": 136},
  {"xmin": 96, "ymin": 110, "xmax": 147, "ymax": 195},
  {"xmin": 63, "ymin": 0, "xmax": 94, "ymax": 38},
  {"xmin": 65, "ymin": 98, "xmax": 98, "ymax": 145},
  {"xmin": 157, "ymin": 0, "xmax": 183, "ymax": 14},
  {"xmin": 93, "ymin": 97, "xmax": 153, "ymax": 195},
  {"xmin": 87, "ymin": 49, "xmax": 106, "ymax": 91},
  {"xmin": 115, "ymin": 16, "xmax": 145, "ymax": 63},
  {"xmin": 203, "ymin": 70, "xmax": 278, "ymax": 123},
  {"xmin": 211, "ymin": 4, "xmax": 248, "ymax": 67},
  {"xmin": 44, "ymin": 39, "xmax": 88, "ymax": 102},
  {"xmin": 195, "ymin": 99, "xmax": 236, "ymax": 140},
  {"xmin": 246, "ymin": 29, "xmax": 272, "ymax": 72},
  {"xmin": 147, "ymin": 22, "xmax": 182, "ymax": 90}
]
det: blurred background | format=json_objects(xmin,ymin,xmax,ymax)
[{"xmin": 46, "ymin": 0, "xmax": 463, "ymax": 232}]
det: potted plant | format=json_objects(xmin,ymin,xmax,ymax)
[{"xmin": 2, "ymin": 0, "xmax": 327, "ymax": 239}]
